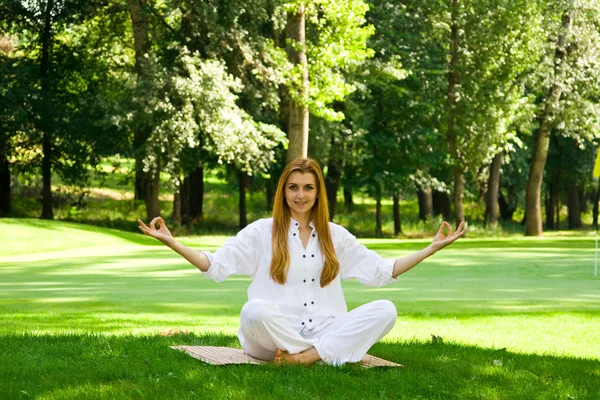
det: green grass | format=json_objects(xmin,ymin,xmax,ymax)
[{"xmin": 1, "ymin": 219, "xmax": 600, "ymax": 399}]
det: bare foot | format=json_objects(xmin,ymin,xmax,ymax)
[
  {"xmin": 274, "ymin": 348, "xmax": 301, "ymax": 364},
  {"xmin": 274, "ymin": 347, "xmax": 321, "ymax": 365},
  {"xmin": 158, "ymin": 329, "xmax": 190, "ymax": 337}
]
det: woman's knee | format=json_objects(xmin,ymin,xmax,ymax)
[
  {"xmin": 374, "ymin": 299, "xmax": 397, "ymax": 323},
  {"xmin": 240, "ymin": 299, "xmax": 278, "ymax": 325}
]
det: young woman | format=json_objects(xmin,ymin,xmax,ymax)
[{"xmin": 138, "ymin": 158, "xmax": 466, "ymax": 366}]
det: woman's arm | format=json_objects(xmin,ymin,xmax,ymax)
[
  {"xmin": 138, "ymin": 217, "xmax": 210, "ymax": 272},
  {"xmin": 392, "ymin": 221, "xmax": 466, "ymax": 278}
]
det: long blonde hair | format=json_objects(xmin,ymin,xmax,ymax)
[{"xmin": 270, "ymin": 158, "xmax": 340, "ymax": 287}]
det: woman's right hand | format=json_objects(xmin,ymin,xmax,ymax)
[{"xmin": 138, "ymin": 216, "xmax": 174, "ymax": 245}]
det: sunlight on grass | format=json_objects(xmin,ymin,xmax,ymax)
[{"xmin": 2, "ymin": 219, "xmax": 600, "ymax": 367}]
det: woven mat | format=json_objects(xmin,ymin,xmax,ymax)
[{"xmin": 171, "ymin": 346, "xmax": 402, "ymax": 368}]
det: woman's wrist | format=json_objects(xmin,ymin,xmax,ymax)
[
  {"xmin": 162, "ymin": 236, "xmax": 177, "ymax": 248},
  {"xmin": 427, "ymin": 244, "xmax": 437, "ymax": 255}
]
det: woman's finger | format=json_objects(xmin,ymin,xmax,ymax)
[
  {"xmin": 436, "ymin": 222, "xmax": 446, "ymax": 236},
  {"xmin": 149, "ymin": 216, "xmax": 161, "ymax": 228},
  {"xmin": 445, "ymin": 221, "xmax": 453, "ymax": 236}
]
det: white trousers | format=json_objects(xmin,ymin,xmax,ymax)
[{"xmin": 238, "ymin": 299, "xmax": 397, "ymax": 366}]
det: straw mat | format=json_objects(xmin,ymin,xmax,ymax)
[{"xmin": 171, "ymin": 346, "xmax": 402, "ymax": 368}]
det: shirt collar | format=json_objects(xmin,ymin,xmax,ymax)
[{"xmin": 290, "ymin": 217, "xmax": 315, "ymax": 230}]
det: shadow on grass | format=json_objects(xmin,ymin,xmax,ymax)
[{"xmin": 0, "ymin": 333, "xmax": 598, "ymax": 399}]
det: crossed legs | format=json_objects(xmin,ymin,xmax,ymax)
[{"xmin": 238, "ymin": 299, "xmax": 397, "ymax": 366}]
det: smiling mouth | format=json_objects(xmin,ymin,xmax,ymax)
[{"xmin": 295, "ymin": 201, "xmax": 307, "ymax": 206}]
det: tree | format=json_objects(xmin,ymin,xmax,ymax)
[
  {"xmin": 446, "ymin": 0, "xmax": 544, "ymax": 225},
  {"xmin": 127, "ymin": 0, "xmax": 153, "ymax": 210},
  {"xmin": 525, "ymin": 1, "xmax": 600, "ymax": 235},
  {"xmin": 365, "ymin": 0, "xmax": 542, "ymax": 228},
  {"xmin": 0, "ymin": 0, "xmax": 123, "ymax": 219},
  {"xmin": 114, "ymin": 0, "xmax": 292, "ymax": 222},
  {"xmin": 525, "ymin": 8, "xmax": 574, "ymax": 235},
  {"xmin": 120, "ymin": 47, "xmax": 287, "ymax": 221},
  {"xmin": 0, "ymin": 37, "xmax": 30, "ymax": 216},
  {"xmin": 282, "ymin": 0, "xmax": 375, "ymax": 162},
  {"xmin": 285, "ymin": 3, "xmax": 309, "ymax": 162},
  {"xmin": 484, "ymin": 153, "xmax": 503, "ymax": 227}
]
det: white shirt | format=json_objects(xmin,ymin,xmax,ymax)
[{"xmin": 202, "ymin": 217, "xmax": 397, "ymax": 333}]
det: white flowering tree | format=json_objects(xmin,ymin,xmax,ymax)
[{"xmin": 120, "ymin": 48, "xmax": 286, "ymax": 221}]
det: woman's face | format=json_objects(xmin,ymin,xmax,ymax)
[{"xmin": 284, "ymin": 171, "xmax": 318, "ymax": 221}]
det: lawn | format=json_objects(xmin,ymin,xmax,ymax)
[{"xmin": 1, "ymin": 218, "xmax": 599, "ymax": 399}]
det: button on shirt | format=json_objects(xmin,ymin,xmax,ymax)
[{"xmin": 202, "ymin": 218, "xmax": 397, "ymax": 333}]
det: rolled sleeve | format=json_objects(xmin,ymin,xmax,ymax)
[
  {"xmin": 200, "ymin": 220, "xmax": 263, "ymax": 282},
  {"xmin": 200, "ymin": 251, "xmax": 219, "ymax": 281},
  {"xmin": 336, "ymin": 227, "xmax": 398, "ymax": 287}
]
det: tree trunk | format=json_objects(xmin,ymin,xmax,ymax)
[
  {"xmin": 128, "ymin": 0, "xmax": 151, "ymax": 202},
  {"xmin": 40, "ymin": 136, "xmax": 53, "ymax": 219},
  {"xmin": 181, "ymin": 173, "xmax": 191, "ymax": 228},
  {"xmin": 525, "ymin": 10, "xmax": 573, "ymax": 236},
  {"xmin": 525, "ymin": 125, "xmax": 553, "ymax": 235},
  {"xmin": 39, "ymin": 0, "xmax": 54, "ymax": 220},
  {"xmin": 578, "ymin": 187, "xmax": 586, "ymax": 213},
  {"xmin": 453, "ymin": 168, "xmax": 464, "ymax": 224},
  {"xmin": 285, "ymin": 6, "xmax": 309, "ymax": 163},
  {"xmin": 499, "ymin": 191, "xmax": 516, "ymax": 221},
  {"xmin": 375, "ymin": 194, "xmax": 382, "ymax": 238},
  {"xmin": 324, "ymin": 136, "xmax": 343, "ymax": 219},
  {"xmin": 190, "ymin": 166, "xmax": 204, "ymax": 222},
  {"xmin": 556, "ymin": 194, "xmax": 560, "ymax": 229},
  {"xmin": 393, "ymin": 194, "xmax": 402, "ymax": 236},
  {"xmin": 447, "ymin": 0, "xmax": 463, "ymax": 225},
  {"xmin": 134, "ymin": 153, "xmax": 149, "ymax": 202},
  {"xmin": 181, "ymin": 166, "xmax": 204, "ymax": 229},
  {"xmin": 417, "ymin": 186, "xmax": 433, "ymax": 221},
  {"xmin": 265, "ymin": 177, "xmax": 275, "ymax": 211},
  {"xmin": 545, "ymin": 185, "xmax": 557, "ymax": 230},
  {"xmin": 0, "ymin": 135, "xmax": 10, "ymax": 216},
  {"xmin": 343, "ymin": 187, "xmax": 354, "ymax": 212},
  {"xmin": 432, "ymin": 190, "xmax": 451, "ymax": 220},
  {"xmin": 239, "ymin": 173, "xmax": 249, "ymax": 230},
  {"xmin": 485, "ymin": 153, "xmax": 502, "ymax": 227},
  {"xmin": 145, "ymin": 170, "xmax": 160, "ymax": 221},
  {"xmin": 567, "ymin": 183, "xmax": 581, "ymax": 229},
  {"xmin": 172, "ymin": 174, "xmax": 181, "ymax": 225}
]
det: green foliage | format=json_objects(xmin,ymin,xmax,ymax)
[
  {"xmin": 0, "ymin": 0, "xmax": 126, "ymax": 186},
  {"xmin": 552, "ymin": 3, "xmax": 600, "ymax": 145},
  {"xmin": 2, "ymin": 0, "xmax": 600, "ymax": 233},
  {"xmin": 281, "ymin": 0, "xmax": 375, "ymax": 121},
  {"xmin": 120, "ymin": 47, "xmax": 286, "ymax": 178}
]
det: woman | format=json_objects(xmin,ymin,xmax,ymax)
[{"xmin": 138, "ymin": 158, "xmax": 466, "ymax": 366}]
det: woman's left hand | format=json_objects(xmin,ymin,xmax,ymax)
[{"xmin": 430, "ymin": 221, "xmax": 467, "ymax": 253}]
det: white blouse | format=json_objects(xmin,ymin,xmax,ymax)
[{"xmin": 202, "ymin": 217, "xmax": 397, "ymax": 334}]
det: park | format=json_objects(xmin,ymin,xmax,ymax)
[{"xmin": 1, "ymin": 0, "xmax": 600, "ymax": 399}]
